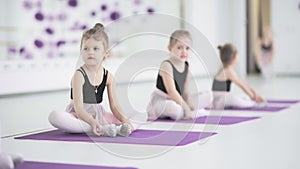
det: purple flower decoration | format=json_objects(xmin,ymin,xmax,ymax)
[
  {"xmin": 45, "ymin": 28, "xmax": 54, "ymax": 35},
  {"xmin": 91, "ymin": 11, "xmax": 96, "ymax": 17},
  {"xmin": 110, "ymin": 11, "xmax": 121, "ymax": 21},
  {"xmin": 8, "ymin": 48, "xmax": 17, "ymax": 54},
  {"xmin": 34, "ymin": 39, "xmax": 44, "ymax": 48},
  {"xmin": 35, "ymin": 11, "xmax": 44, "ymax": 21},
  {"xmin": 56, "ymin": 40, "xmax": 66, "ymax": 47},
  {"xmin": 24, "ymin": 54, "xmax": 33, "ymax": 60},
  {"xmin": 68, "ymin": 0, "xmax": 77, "ymax": 7},
  {"xmin": 23, "ymin": 1, "xmax": 32, "ymax": 10},
  {"xmin": 147, "ymin": 7, "xmax": 155, "ymax": 14},
  {"xmin": 58, "ymin": 13, "xmax": 67, "ymax": 21},
  {"xmin": 19, "ymin": 47, "xmax": 25, "ymax": 54},
  {"xmin": 81, "ymin": 25, "xmax": 87, "ymax": 30},
  {"xmin": 101, "ymin": 4, "xmax": 107, "ymax": 11},
  {"xmin": 134, "ymin": 0, "xmax": 142, "ymax": 5}
]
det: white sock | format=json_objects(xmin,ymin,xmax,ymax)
[
  {"xmin": 8, "ymin": 153, "xmax": 23, "ymax": 167},
  {"xmin": 101, "ymin": 124, "xmax": 117, "ymax": 137},
  {"xmin": 116, "ymin": 124, "xmax": 132, "ymax": 137}
]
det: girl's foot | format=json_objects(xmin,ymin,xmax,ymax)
[
  {"xmin": 117, "ymin": 124, "xmax": 132, "ymax": 137},
  {"xmin": 9, "ymin": 153, "xmax": 23, "ymax": 167},
  {"xmin": 102, "ymin": 124, "xmax": 117, "ymax": 137}
]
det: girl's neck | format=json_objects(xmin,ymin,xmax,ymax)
[
  {"xmin": 83, "ymin": 64, "xmax": 102, "ymax": 73},
  {"xmin": 169, "ymin": 56, "xmax": 185, "ymax": 66},
  {"xmin": 222, "ymin": 64, "xmax": 234, "ymax": 70}
]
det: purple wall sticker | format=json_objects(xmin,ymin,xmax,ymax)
[
  {"xmin": 101, "ymin": 4, "xmax": 108, "ymax": 11},
  {"xmin": 45, "ymin": 28, "xmax": 54, "ymax": 35},
  {"xmin": 147, "ymin": 7, "xmax": 154, "ymax": 14},
  {"xmin": 68, "ymin": 0, "xmax": 78, "ymax": 7},
  {"xmin": 10, "ymin": 0, "xmax": 156, "ymax": 60},
  {"xmin": 35, "ymin": 11, "xmax": 44, "ymax": 21},
  {"xmin": 34, "ymin": 39, "xmax": 44, "ymax": 48},
  {"xmin": 110, "ymin": 11, "xmax": 121, "ymax": 21}
]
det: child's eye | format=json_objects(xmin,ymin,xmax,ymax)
[
  {"xmin": 94, "ymin": 47, "xmax": 99, "ymax": 51},
  {"xmin": 186, "ymin": 47, "xmax": 190, "ymax": 50},
  {"xmin": 83, "ymin": 47, "xmax": 88, "ymax": 51},
  {"xmin": 177, "ymin": 46, "xmax": 182, "ymax": 50}
]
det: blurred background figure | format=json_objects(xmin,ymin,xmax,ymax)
[{"xmin": 255, "ymin": 25, "xmax": 275, "ymax": 79}]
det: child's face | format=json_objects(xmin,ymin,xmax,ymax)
[
  {"xmin": 231, "ymin": 53, "xmax": 239, "ymax": 66},
  {"xmin": 169, "ymin": 37, "xmax": 192, "ymax": 62},
  {"xmin": 81, "ymin": 38, "xmax": 106, "ymax": 66}
]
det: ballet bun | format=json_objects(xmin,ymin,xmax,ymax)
[
  {"xmin": 93, "ymin": 23, "xmax": 104, "ymax": 31},
  {"xmin": 217, "ymin": 45, "xmax": 223, "ymax": 50}
]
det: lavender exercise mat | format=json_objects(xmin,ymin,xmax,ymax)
[
  {"xmin": 223, "ymin": 99, "xmax": 300, "ymax": 112},
  {"xmin": 207, "ymin": 99, "xmax": 299, "ymax": 112},
  {"xmin": 224, "ymin": 106, "xmax": 287, "ymax": 112},
  {"xmin": 15, "ymin": 161, "xmax": 137, "ymax": 169},
  {"xmin": 155, "ymin": 116, "xmax": 260, "ymax": 125},
  {"xmin": 267, "ymin": 99, "xmax": 300, "ymax": 104},
  {"xmin": 15, "ymin": 129, "xmax": 216, "ymax": 146}
]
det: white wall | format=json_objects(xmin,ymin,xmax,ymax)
[
  {"xmin": 0, "ymin": 0, "xmax": 181, "ymax": 95},
  {"xmin": 0, "ymin": 0, "xmax": 182, "ymax": 136},
  {"xmin": 184, "ymin": 0, "xmax": 247, "ymax": 77},
  {"xmin": 272, "ymin": 0, "xmax": 300, "ymax": 74}
]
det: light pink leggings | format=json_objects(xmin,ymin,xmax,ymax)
[
  {"xmin": 0, "ymin": 128, "xmax": 23, "ymax": 169},
  {"xmin": 48, "ymin": 103, "xmax": 147, "ymax": 134},
  {"xmin": 147, "ymin": 90, "xmax": 213, "ymax": 120},
  {"xmin": 212, "ymin": 92, "xmax": 257, "ymax": 109}
]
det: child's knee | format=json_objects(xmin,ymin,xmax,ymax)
[
  {"xmin": 48, "ymin": 111, "xmax": 67, "ymax": 126},
  {"xmin": 165, "ymin": 102, "xmax": 184, "ymax": 120},
  {"xmin": 48, "ymin": 111, "xmax": 59, "ymax": 124},
  {"xmin": 0, "ymin": 154, "xmax": 14, "ymax": 169}
]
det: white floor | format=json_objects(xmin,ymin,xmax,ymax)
[{"xmin": 1, "ymin": 75, "xmax": 300, "ymax": 169}]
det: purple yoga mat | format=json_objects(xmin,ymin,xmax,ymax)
[
  {"xmin": 225, "ymin": 99, "xmax": 300, "ymax": 112},
  {"xmin": 267, "ymin": 99, "xmax": 300, "ymax": 104},
  {"xmin": 225, "ymin": 106, "xmax": 288, "ymax": 112},
  {"xmin": 208, "ymin": 99, "xmax": 299, "ymax": 112},
  {"xmin": 15, "ymin": 129, "xmax": 216, "ymax": 146},
  {"xmin": 15, "ymin": 161, "xmax": 137, "ymax": 169},
  {"xmin": 155, "ymin": 116, "xmax": 260, "ymax": 125}
]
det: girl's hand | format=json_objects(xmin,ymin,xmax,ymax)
[
  {"xmin": 92, "ymin": 121, "xmax": 102, "ymax": 136},
  {"xmin": 123, "ymin": 119, "xmax": 135, "ymax": 132},
  {"xmin": 127, "ymin": 122, "xmax": 135, "ymax": 132},
  {"xmin": 252, "ymin": 92, "xmax": 264, "ymax": 103},
  {"xmin": 255, "ymin": 95, "xmax": 264, "ymax": 103},
  {"xmin": 183, "ymin": 108, "xmax": 193, "ymax": 120},
  {"xmin": 183, "ymin": 113, "xmax": 193, "ymax": 120},
  {"xmin": 189, "ymin": 103, "xmax": 195, "ymax": 111}
]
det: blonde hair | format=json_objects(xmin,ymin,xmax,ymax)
[
  {"xmin": 80, "ymin": 23, "xmax": 109, "ymax": 50},
  {"xmin": 169, "ymin": 30, "xmax": 192, "ymax": 47}
]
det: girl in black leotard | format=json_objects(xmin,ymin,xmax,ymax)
[
  {"xmin": 48, "ymin": 23, "xmax": 146, "ymax": 137},
  {"xmin": 147, "ymin": 30, "xmax": 212, "ymax": 121},
  {"xmin": 213, "ymin": 43, "xmax": 265, "ymax": 109}
]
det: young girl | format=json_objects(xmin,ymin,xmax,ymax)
[
  {"xmin": 212, "ymin": 43, "xmax": 265, "ymax": 109},
  {"xmin": 49, "ymin": 23, "xmax": 135, "ymax": 137},
  {"xmin": 147, "ymin": 30, "xmax": 212, "ymax": 121},
  {"xmin": 0, "ymin": 127, "xmax": 23, "ymax": 169},
  {"xmin": 255, "ymin": 26, "xmax": 275, "ymax": 78}
]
